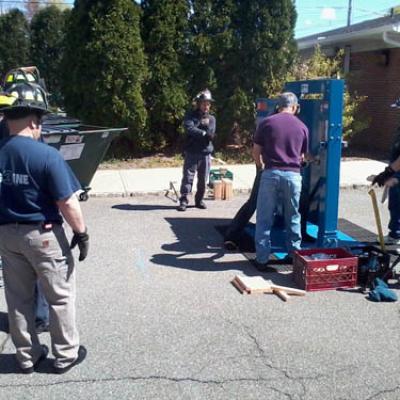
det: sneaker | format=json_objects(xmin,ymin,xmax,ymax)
[
  {"xmin": 53, "ymin": 345, "xmax": 87, "ymax": 374},
  {"xmin": 177, "ymin": 199, "xmax": 188, "ymax": 212},
  {"xmin": 195, "ymin": 200, "xmax": 207, "ymax": 209},
  {"xmin": 383, "ymin": 235, "xmax": 400, "ymax": 245},
  {"xmin": 20, "ymin": 344, "xmax": 49, "ymax": 374}
]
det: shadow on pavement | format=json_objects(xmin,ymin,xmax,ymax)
[
  {"xmin": 0, "ymin": 311, "xmax": 9, "ymax": 333},
  {"xmin": 151, "ymin": 217, "xmax": 292, "ymax": 278},
  {"xmin": 112, "ymin": 204, "xmax": 178, "ymax": 211},
  {"xmin": 0, "ymin": 354, "xmax": 55, "ymax": 375},
  {"xmin": 0, "ymin": 353, "xmax": 18, "ymax": 374},
  {"xmin": 151, "ymin": 217, "xmax": 228, "ymax": 272}
]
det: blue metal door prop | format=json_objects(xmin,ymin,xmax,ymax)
[{"xmin": 256, "ymin": 79, "xmax": 347, "ymax": 249}]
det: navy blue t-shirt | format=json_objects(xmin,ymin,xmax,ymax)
[
  {"xmin": 0, "ymin": 135, "xmax": 81, "ymax": 224},
  {"xmin": 254, "ymin": 112, "xmax": 309, "ymax": 172},
  {"xmin": 0, "ymin": 119, "xmax": 9, "ymax": 140}
]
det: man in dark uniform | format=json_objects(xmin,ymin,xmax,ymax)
[
  {"xmin": 373, "ymin": 98, "xmax": 400, "ymax": 244},
  {"xmin": 177, "ymin": 89, "xmax": 216, "ymax": 211},
  {"xmin": 0, "ymin": 82, "xmax": 88, "ymax": 374},
  {"xmin": 0, "ymin": 93, "xmax": 49, "ymax": 332}
]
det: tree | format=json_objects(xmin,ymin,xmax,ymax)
[
  {"xmin": 187, "ymin": 0, "xmax": 297, "ymax": 147},
  {"xmin": 62, "ymin": 0, "xmax": 148, "ymax": 154},
  {"xmin": 30, "ymin": 6, "xmax": 70, "ymax": 107},
  {"xmin": 220, "ymin": 0, "xmax": 297, "ymax": 145},
  {"xmin": 288, "ymin": 45, "xmax": 369, "ymax": 141},
  {"xmin": 0, "ymin": 9, "xmax": 30, "ymax": 78},
  {"xmin": 141, "ymin": 0, "xmax": 190, "ymax": 150}
]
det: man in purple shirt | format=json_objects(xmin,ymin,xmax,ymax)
[{"xmin": 252, "ymin": 92, "xmax": 309, "ymax": 270}]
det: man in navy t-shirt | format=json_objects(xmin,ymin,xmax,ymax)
[
  {"xmin": 0, "ymin": 82, "xmax": 88, "ymax": 374},
  {"xmin": 252, "ymin": 92, "xmax": 309, "ymax": 270}
]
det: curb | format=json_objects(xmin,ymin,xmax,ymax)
[{"xmin": 87, "ymin": 184, "xmax": 372, "ymax": 198}]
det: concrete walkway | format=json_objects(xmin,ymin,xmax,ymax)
[{"xmin": 89, "ymin": 159, "xmax": 387, "ymax": 197}]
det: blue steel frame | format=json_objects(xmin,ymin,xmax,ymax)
[{"xmin": 284, "ymin": 79, "xmax": 345, "ymax": 247}]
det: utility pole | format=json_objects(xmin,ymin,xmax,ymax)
[{"xmin": 347, "ymin": 0, "xmax": 353, "ymax": 27}]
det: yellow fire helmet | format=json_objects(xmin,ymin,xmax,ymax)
[
  {"xmin": 1, "ymin": 82, "xmax": 49, "ymax": 116},
  {"xmin": 3, "ymin": 66, "xmax": 41, "ymax": 90}
]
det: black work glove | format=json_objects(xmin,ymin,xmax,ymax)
[
  {"xmin": 206, "ymin": 131, "xmax": 215, "ymax": 140},
  {"xmin": 70, "ymin": 229, "xmax": 89, "ymax": 261},
  {"xmin": 300, "ymin": 160, "xmax": 309, "ymax": 169},
  {"xmin": 372, "ymin": 166, "xmax": 395, "ymax": 187}
]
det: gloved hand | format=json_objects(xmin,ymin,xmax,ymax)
[
  {"xmin": 70, "ymin": 229, "xmax": 89, "ymax": 261},
  {"xmin": 200, "ymin": 117, "xmax": 210, "ymax": 126},
  {"xmin": 372, "ymin": 166, "xmax": 396, "ymax": 187},
  {"xmin": 300, "ymin": 160, "xmax": 309, "ymax": 169},
  {"xmin": 206, "ymin": 131, "xmax": 215, "ymax": 140}
]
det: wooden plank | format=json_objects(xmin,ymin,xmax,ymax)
[
  {"xmin": 231, "ymin": 275, "xmax": 273, "ymax": 294},
  {"xmin": 270, "ymin": 284, "xmax": 306, "ymax": 296},
  {"xmin": 231, "ymin": 277, "xmax": 249, "ymax": 294},
  {"xmin": 234, "ymin": 275, "xmax": 273, "ymax": 293},
  {"xmin": 273, "ymin": 289, "xmax": 290, "ymax": 302}
]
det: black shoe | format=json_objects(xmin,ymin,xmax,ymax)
[
  {"xmin": 281, "ymin": 256, "xmax": 293, "ymax": 264},
  {"xmin": 21, "ymin": 344, "xmax": 49, "ymax": 374},
  {"xmin": 177, "ymin": 203, "xmax": 187, "ymax": 212},
  {"xmin": 35, "ymin": 319, "xmax": 49, "ymax": 334},
  {"xmin": 53, "ymin": 345, "xmax": 87, "ymax": 375},
  {"xmin": 224, "ymin": 240, "xmax": 238, "ymax": 250},
  {"xmin": 254, "ymin": 261, "xmax": 276, "ymax": 273},
  {"xmin": 195, "ymin": 200, "xmax": 207, "ymax": 209}
]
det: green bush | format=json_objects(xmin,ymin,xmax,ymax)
[
  {"xmin": 287, "ymin": 45, "xmax": 369, "ymax": 140},
  {"xmin": 61, "ymin": 0, "xmax": 148, "ymax": 155}
]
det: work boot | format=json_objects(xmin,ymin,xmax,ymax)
[
  {"xmin": 195, "ymin": 200, "xmax": 207, "ymax": 209},
  {"xmin": 254, "ymin": 260, "xmax": 276, "ymax": 273},
  {"xmin": 224, "ymin": 240, "xmax": 238, "ymax": 251},
  {"xmin": 20, "ymin": 345, "xmax": 49, "ymax": 374},
  {"xmin": 177, "ymin": 198, "xmax": 188, "ymax": 212}
]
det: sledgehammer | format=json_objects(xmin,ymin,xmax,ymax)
[{"xmin": 368, "ymin": 188, "xmax": 386, "ymax": 252}]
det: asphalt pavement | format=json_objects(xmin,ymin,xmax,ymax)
[{"xmin": 0, "ymin": 188, "xmax": 399, "ymax": 400}]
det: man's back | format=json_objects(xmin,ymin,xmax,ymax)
[
  {"xmin": 0, "ymin": 135, "xmax": 79, "ymax": 223},
  {"xmin": 254, "ymin": 113, "xmax": 308, "ymax": 172}
]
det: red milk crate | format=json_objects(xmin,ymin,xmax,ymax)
[{"xmin": 293, "ymin": 248, "xmax": 358, "ymax": 291}]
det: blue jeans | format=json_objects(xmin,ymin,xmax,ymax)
[
  {"xmin": 35, "ymin": 281, "xmax": 49, "ymax": 325},
  {"xmin": 255, "ymin": 169, "xmax": 302, "ymax": 263}
]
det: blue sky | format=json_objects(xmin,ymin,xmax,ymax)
[{"xmin": 295, "ymin": 0, "xmax": 400, "ymax": 38}]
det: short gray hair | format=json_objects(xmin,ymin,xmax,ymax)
[{"xmin": 277, "ymin": 92, "xmax": 298, "ymax": 109}]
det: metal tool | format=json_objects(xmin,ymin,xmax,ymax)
[
  {"xmin": 368, "ymin": 187, "xmax": 386, "ymax": 252},
  {"xmin": 210, "ymin": 155, "xmax": 226, "ymax": 165},
  {"xmin": 165, "ymin": 181, "xmax": 179, "ymax": 203}
]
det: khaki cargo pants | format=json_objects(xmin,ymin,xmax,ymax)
[{"xmin": 0, "ymin": 223, "xmax": 79, "ymax": 370}]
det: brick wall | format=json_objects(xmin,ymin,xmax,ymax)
[{"xmin": 348, "ymin": 48, "xmax": 400, "ymax": 158}]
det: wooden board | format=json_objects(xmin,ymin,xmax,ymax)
[
  {"xmin": 273, "ymin": 289, "xmax": 290, "ymax": 302},
  {"xmin": 270, "ymin": 284, "xmax": 306, "ymax": 296},
  {"xmin": 232, "ymin": 275, "xmax": 273, "ymax": 294},
  {"xmin": 222, "ymin": 178, "xmax": 233, "ymax": 200}
]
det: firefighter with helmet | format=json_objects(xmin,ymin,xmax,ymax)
[
  {"xmin": 177, "ymin": 89, "xmax": 216, "ymax": 211},
  {"xmin": 0, "ymin": 82, "xmax": 88, "ymax": 374}
]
